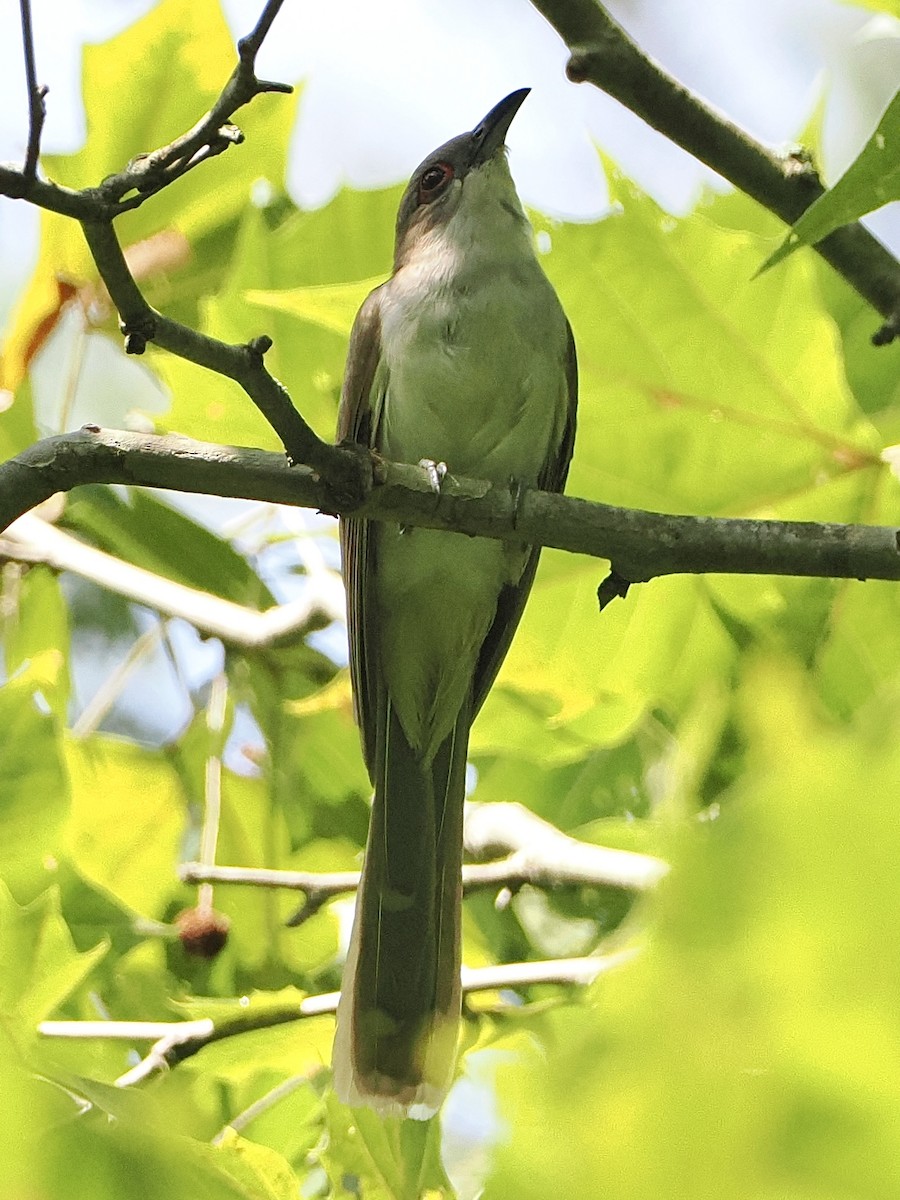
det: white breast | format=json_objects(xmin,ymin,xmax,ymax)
[
  {"xmin": 377, "ymin": 167, "xmax": 568, "ymax": 485},
  {"xmin": 372, "ymin": 161, "xmax": 570, "ymax": 757}
]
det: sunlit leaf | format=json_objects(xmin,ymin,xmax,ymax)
[
  {"xmin": 761, "ymin": 90, "xmax": 900, "ymax": 272},
  {"xmin": 214, "ymin": 1128, "xmax": 300, "ymax": 1200},
  {"xmin": 488, "ymin": 665, "xmax": 900, "ymax": 1199},
  {"xmin": 0, "ymin": 651, "xmax": 70, "ymax": 897},
  {"xmin": 0, "ymin": 882, "xmax": 106, "ymax": 1030},
  {"xmin": 246, "ymin": 277, "xmax": 386, "ymax": 338},
  {"xmin": 64, "ymin": 734, "xmax": 186, "ymax": 916}
]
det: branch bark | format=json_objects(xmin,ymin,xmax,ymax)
[
  {"xmin": 18, "ymin": 0, "xmax": 46, "ymax": 179},
  {"xmin": 2, "ymin": 428, "xmax": 898, "ymax": 593},
  {"xmin": 179, "ymin": 799, "xmax": 667, "ymax": 926},
  {"xmin": 527, "ymin": 0, "xmax": 900, "ymax": 343},
  {"xmin": 0, "ymin": 512, "xmax": 344, "ymax": 648},
  {"xmin": 2, "ymin": 0, "xmax": 368, "ymax": 501},
  {"xmin": 38, "ymin": 948, "xmax": 638, "ymax": 1087},
  {"xmin": 3, "ymin": 0, "xmax": 291, "ymax": 219}
]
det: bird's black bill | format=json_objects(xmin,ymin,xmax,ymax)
[{"xmin": 469, "ymin": 87, "xmax": 530, "ymax": 167}]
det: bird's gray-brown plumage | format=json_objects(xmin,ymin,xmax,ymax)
[{"xmin": 333, "ymin": 89, "xmax": 577, "ymax": 1119}]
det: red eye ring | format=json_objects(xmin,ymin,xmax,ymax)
[{"xmin": 418, "ymin": 162, "xmax": 454, "ymax": 203}]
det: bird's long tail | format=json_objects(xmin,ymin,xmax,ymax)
[{"xmin": 333, "ymin": 698, "xmax": 468, "ymax": 1120}]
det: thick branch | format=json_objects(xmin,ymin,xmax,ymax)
[
  {"xmin": 38, "ymin": 949, "xmax": 637, "ymax": 1087},
  {"xmin": 1, "ymin": 428, "xmax": 899, "ymax": 590},
  {"xmin": 528, "ymin": 0, "xmax": 900, "ymax": 341}
]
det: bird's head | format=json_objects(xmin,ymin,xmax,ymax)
[{"xmin": 393, "ymin": 88, "xmax": 531, "ymax": 271}]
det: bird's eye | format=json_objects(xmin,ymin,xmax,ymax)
[{"xmin": 418, "ymin": 163, "xmax": 453, "ymax": 203}]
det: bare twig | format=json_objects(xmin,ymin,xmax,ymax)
[
  {"xmin": 3, "ymin": 1, "xmax": 363, "ymax": 491},
  {"xmin": 178, "ymin": 862, "xmax": 358, "ymax": 893},
  {"xmin": 77, "ymin": 221, "xmax": 338, "ymax": 477},
  {"xmin": 5, "ymin": 0, "xmax": 291, "ymax": 217},
  {"xmin": 70, "ymin": 622, "xmax": 163, "ymax": 738},
  {"xmin": 463, "ymin": 801, "xmax": 667, "ymax": 891},
  {"xmin": 1, "ymin": 429, "xmax": 899, "ymax": 592},
  {"xmin": 212, "ymin": 1074, "xmax": 310, "ymax": 1144},
  {"xmin": 18, "ymin": 0, "xmax": 46, "ymax": 179},
  {"xmin": 0, "ymin": 511, "xmax": 344, "ymax": 647},
  {"xmin": 179, "ymin": 800, "xmax": 668, "ymax": 927},
  {"xmin": 197, "ymin": 674, "xmax": 229, "ymax": 916},
  {"xmin": 37, "ymin": 949, "xmax": 638, "ymax": 1086},
  {"xmin": 239, "ymin": 0, "xmax": 288, "ymax": 62},
  {"xmin": 528, "ymin": 0, "xmax": 900, "ymax": 342}
]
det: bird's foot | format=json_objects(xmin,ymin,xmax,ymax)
[
  {"xmin": 418, "ymin": 458, "xmax": 448, "ymax": 494},
  {"xmin": 399, "ymin": 459, "xmax": 448, "ymax": 535}
]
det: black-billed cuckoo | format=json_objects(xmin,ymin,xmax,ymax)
[{"xmin": 333, "ymin": 88, "xmax": 577, "ymax": 1119}]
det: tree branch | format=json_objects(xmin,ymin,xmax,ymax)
[
  {"xmin": 528, "ymin": 0, "xmax": 900, "ymax": 343},
  {"xmin": 0, "ymin": 511, "xmax": 344, "ymax": 648},
  {"xmin": 463, "ymin": 800, "xmax": 666, "ymax": 891},
  {"xmin": 1, "ymin": 428, "xmax": 898, "ymax": 593},
  {"xmin": 3, "ymin": 0, "xmax": 291, "ymax": 218},
  {"xmin": 76, "ymin": 221, "xmax": 345, "ymax": 485},
  {"xmin": 18, "ymin": 0, "xmax": 46, "ymax": 179},
  {"xmin": 179, "ymin": 799, "xmax": 668, "ymax": 925},
  {"xmin": 38, "ymin": 949, "xmax": 638, "ymax": 1087},
  {"xmin": 2, "ymin": 1, "xmax": 367, "ymax": 499}
]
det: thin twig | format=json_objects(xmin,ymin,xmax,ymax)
[
  {"xmin": 197, "ymin": 674, "xmax": 228, "ymax": 916},
  {"xmin": 212, "ymin": 1074, "xmax": 310, "ymax": 1145},
  {"xmin": 178, "ymin": 800, "xmax": 668, "ymax": 928},
  {"xmin": 77, "ymin": 220, "xmax": 343, "ymax": 479},
  {"xmin": 3, "ymin": 1, "xmax": 355, "ymax": 487},
  {"xmin": 37, "ymin": 949, "xmax": 638, "ymax": 1087},
  {"xmin": 527, "ymin": 0, "xmax": 900, "ymax": 342},
  {"xmin": 96, "ymin": 0, "xmax": 292, "ymax": 214},
  {"xmin": 239, "ymin": 0, "xmax": 288, "ymax": 61},
  {"xmin": 1, "ymin": 429, "xmax": 899, "ymax": 591},
  {"xmin": 18, "ymin": 0, "xmax": 46, "ymax": 179},
  {"xmin": 0, "ymin": 512, "xmax": 344, "ymax": 647},
  {"xmin": 70, "ymin": 622, "xmax": 163, "ymax": 738}
]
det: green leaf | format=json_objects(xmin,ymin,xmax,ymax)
[
  {"xmin": 56, "ymin": 858, "xmax": 147, "ymax": 957},
  {"xmin": 0, "ymin": 651, "xmax": 70, "ymax": 897},
  {"xmin": 839, "ymin": 0, "xmax": 900, "ymax": 20},
  {"xmin": 246, "ymin": 277, "xmax": 386, "ymax": 337},
  {"xmin": 213, "ymin": 1128, "xmax": 301, "ymax": 1200},
  {"xmin": 64, "ymin": 734, "xmax": 186, "ymax": 917},
  {"xmin": 42, "ymin": 1121, "xmax": 265, "ymax": 1200},
  {"xmin": 160, "ymin": 187, "xmax": 399, "ymax": 448},
  {"xmin": 64, "ymin": 486, "xmax": 272, "ymax": 608},
  {"xmin": 2, "ymin": 566, "xmax": 71, "ymax": 717},
  {"xmin": 323, "ymin": 1095, "xmax": 453, "ymax": 1199},
  {"xmin": 761, "ymin": 90, "xmax": 900, "ymax": 272},
  {"xmin": 0, "ymin": 882, "xmax": 106, "ymax": 1031},
  {"xmin": 486, "ymin": 664, "xmax": 900, "ymax": 1199}
]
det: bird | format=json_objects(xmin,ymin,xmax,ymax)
[{"xmin": 333, "ymin": 88, "xmax": 577, "ymax": 1120}]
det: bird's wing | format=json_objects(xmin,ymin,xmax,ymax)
[
  {"xmin": 338, "ymin": 285, "xmax": 388, "ymax": 777},
  {"xmin": 472, "ymin": 319, "xmax": 578, "ymax": 715}
]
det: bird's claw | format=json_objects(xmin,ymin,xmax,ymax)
[
  {"xmin": 399, "ymin": 460, "xmax": 448, "ymax": 534},
  {"xmin": 418, "ymin": 458, "xmax": 448, "ymax": 494}
]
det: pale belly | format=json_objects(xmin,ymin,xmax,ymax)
[
  {"xmin": 372, "ymin": 269, "xmax": 567, "ymax": 758},
  {"xmin": 378, "ymin": 270, "xmax": 565, "ymax": 484}
]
